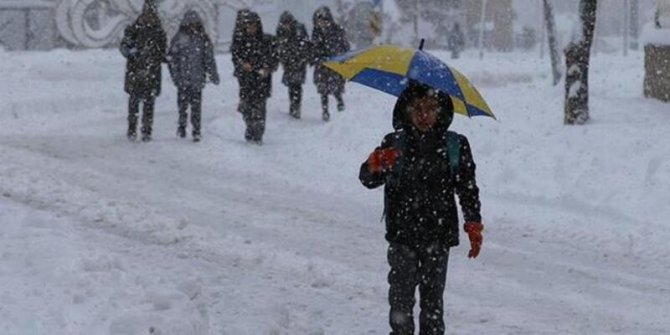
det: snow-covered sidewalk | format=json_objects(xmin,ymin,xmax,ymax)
[{"xmin": 0, "ymin": 48, "xmax": 669, "ymax": 334}]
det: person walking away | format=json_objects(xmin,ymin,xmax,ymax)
[
  {"xmin": 119, "ymin": 4, "xmax": 167, "ymax": 142},
  {"xmin": 311, "ymin": 6, "xmax": 350, "ymax": 122},
  {"xmin": 276, "ymin": 11, "xmax": 311, "ymax": 119},
  {"xmin": 359, "ymin": 81, "xmax": 484, "ymax": 335},
  {"xmin": 447, "ymin": 22, "xmax": 465, "ymax": 60},
  {"xmin": 167, "ymin": 10, "xmax": 220, "ymax": 142},
  {"xmin": 230, "ymin": 10, "xmax": 278, "ymax": 144}
]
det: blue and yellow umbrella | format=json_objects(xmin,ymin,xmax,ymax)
[{"xmin": 324, "ymin": 44, "xmax": 495, "ymax": 119}]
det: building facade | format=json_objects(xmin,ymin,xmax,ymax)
[
  {"xmin": 0, "ymin": 0, "xmax": 285, "ymax": 51},
  {"xmin": 0, "ymin": 0, "xmax": 346, "ymax": 51}
]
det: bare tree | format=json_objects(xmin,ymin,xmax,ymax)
[
  {"xmin": 478, "ymin": 0, "xmax": 488, "ymax": 59},
  {"xmin": 629, "ymin": 0, "xmax": 640, "ymax": 50},
  {"xmin": 543, "ymin": 0, "xmax": 562, "ymax": 85},
  {"xmin": 413, "ymin": 0, "xmax": 419, "ymax": 45},
  {"xmin": 564, "ymin": 0, "xmax": 598, "ymax": 125}
]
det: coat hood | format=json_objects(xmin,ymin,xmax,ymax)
[
  {"xmin": 313, "ymin": 6, "xmax": 335, "ymax": 27},
  {"xmin": 277, "ymin": 11, "xmax": 297, "ymax": 35},
  {"xmin": 178, "ymin": 10, "xmax": 206, "ymax": 35},
  {"xmin": 143, "ymin": 0, "xmax": 158, "ymax": 13},
  {"xmin": 233, "ymin": 9, "xmax": 263, "ymax": 39},
  {"xmin": 279, "ymin": 11, "xmax": 296, "ymax": 26},
  {"xmin": 135, "ymin": 6, "xmax": 162, "ymax": 29},
  {"xmin": 181, "ymin": 10, "xmax": 202, "ymax": 26},
  {"xmin": 392, "ymin": 81, "xmax": 454, "ymax": 131}
]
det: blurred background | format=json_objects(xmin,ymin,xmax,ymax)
[{"xmin": 0, "ymin": 0, "xmax": 660, "ymax": 54}]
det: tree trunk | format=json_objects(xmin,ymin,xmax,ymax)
[
  {"xmin": 539, "ymin": 2, "xmax": 546, "ymax": 59},
  {"xmin": 478, "ymin": 0, "xmax": 488, "ymax": 59},
  {"xmin": 624, "ymin": 0, "xmax": 629, "ymax": 56},
  {"xmin": 564, "ymin": 0, "xmax": 598, "ymax": 125},
  {"xmin": 413, "ymin": 0, "xmax": 419, "ymax": 46},
  {"xmin": 644, "ymin": 44, "xmax": 670, "ymax": 102},
  {"xmin": 630, "ymin": 0, "xmax": 640, "ymax": 50},
  {"xmin": 543, "ymin": 0, "xmax": 562, "ymax": 85}
]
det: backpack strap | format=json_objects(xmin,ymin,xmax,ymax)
[
  {"xmin": 380, "ymin": 130, "xmax": 461, "ymax": 222},
  {"xmin": 392, "ymin": 131, "xmax": 407, "ymax": 174},
  {"xmin": 445, "ymin": 131, "xmax": 461, "ymax": 176},
  {"xmin": 390, "ymin": 130, "xmax": 460, "ymax": 175}
]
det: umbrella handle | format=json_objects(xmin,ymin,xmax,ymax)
[{"xmin": 419, "ymin": 38, "xmax": 425, "ymax": 50}]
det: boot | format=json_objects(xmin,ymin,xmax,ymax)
[
  {"xmin": 127, "ymin": 127, "xmax": 137, "ymax": 141},
  {"xmin": 127, "ymin": 116, "xmax": 138, "ymax": 141},
  {"xmin": 177, "ymin": 126, "xmax": 186, "ymax": 138},
  {"xmin": 321, "ymin": 100, "xmax": 330, "ymax": 122},
  {"xmin": 290, "ymin": 104, "xmax": 301, "ymax": 119},
  {"xmin": 336, "ymin": 96, "xmax": 345, "ymax": 112},
  {"xmin": 140, "ymin": 98, "xmax": 155, "ymax": 142},
  {"xmin": 141, "ymin": 126, "xmax": 152, "ymax": 142}
]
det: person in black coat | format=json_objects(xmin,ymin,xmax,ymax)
[
  {"xmin": 311, "ymin": 6, "xmax": 350, "ymax": 122},
  {"xmin": 167, "ymin": 10, "xmax": 220, "ymax": 142},
  {"xmin": 119, "ymin": 4, "xmax": 167, "ymax": 142},
  {"xmin": 276, "ymin": 11, "xmax": 311, "ymax": 119},
  {"xmin": 359, "ymin": 82, "xmax": 484, "ymax": 335},
  {"xmin": 230, "ymin": 9, "xmax": 278, "ymax": 144},
  {"xmin": 447, "ymin": 22, "xmax": 465, "ymax": 60}
]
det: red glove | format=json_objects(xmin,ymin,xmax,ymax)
[
  {"xmin": 464, "ymin": 222, "xmax": 484, "ymax": 259},
  {"xmin": 367, "ymin": 148, "xmax": 401, "ymax": 173}
]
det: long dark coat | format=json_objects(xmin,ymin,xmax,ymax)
[
  {"xmin": 120, "ymin": 11, "xmax": 167, "ymax": 97},
  {"xmin": 230, "ymin": 10, "xmax": 278, "ymax": 101},
  {"xmin": 359, "ymin": 83, "xmax": 482, "ymax": 249},
  {"xmin": 447, "ymin": 23, "xmax": 465, "ymax": 53},
  {"xmin": 276, "ymin": 12, "xmax": 311, "ymax": 86},
  {"xmin": 311, "ymin": 7, "xmax": 350, "ymax": 95},
  {"xmin": 167, "ymin": 11, "xmax": 219, "ymax": 91}
]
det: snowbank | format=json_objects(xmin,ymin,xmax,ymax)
[{"xmin": 109, "ymin": 281, "xmax": 208, "ymax": 335}]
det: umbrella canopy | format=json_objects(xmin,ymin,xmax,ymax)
[{"xmin": 324, "ymin": 44, "xmax": 495, "ymax": 118}]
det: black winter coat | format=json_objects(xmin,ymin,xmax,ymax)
[
  {"xmin": 447, "ymin": 24, "xmax": 465, "ymax": 52},
  {"xmin": 230, "ymin": 15, "xmax": 278, "ymax": 101},
  {"xmin": 120, "ymin": 14, "xmax": 167, "ymax": 97},
  {"xmin": 359, "ymin": 85, "xmax": 481, "ymax": 248},
  {"xmin": 311, "ymin": 7, "xmax": 350, "ymax": 95},
  {"xmin": 276, "ymin": 13, "xmax": 311, "ymax": 86}
]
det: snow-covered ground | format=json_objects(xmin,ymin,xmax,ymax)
[{"xmin": 1, "ymin": 47, "xmax": 669, "ymax": 334}]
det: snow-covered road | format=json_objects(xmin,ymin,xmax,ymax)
[{"xmin": 1, "ymin": 49, "xmax": 668, "ymax": 334}]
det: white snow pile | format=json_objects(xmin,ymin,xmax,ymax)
[{"xmin": 109, "ymin": 281, "xmax": 208, "ymax": 335}]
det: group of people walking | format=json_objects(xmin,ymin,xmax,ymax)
[
  {"xmin": 119, "ymin": 4, "xmax": 486, "ymax": 335},
  {"xmin": 120, "ymin": 4, "xmax": 350, "ymax": 144}
]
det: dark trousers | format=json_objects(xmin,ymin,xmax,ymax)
[
  {"xmin": 288, "ymin": 84, "xmax": 302, "ymax": 116},
  {"xmin": 177, "ymin": 88, "xmax": 202, "ymax": 136},
  {"xmin": 240, "ymin": 99, "xmax": 267, "ymax": 142},
  {"xmin": 387, "ymin": 242, "xmax": 450, "ymax": 335},
  {"xmin": 320, "ymin": 92, "xmax": 344, "ymax": 115},
  {"xmin": 128, "ymin": 94, "xmax": 155, "ymax": 137}
]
